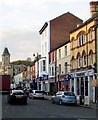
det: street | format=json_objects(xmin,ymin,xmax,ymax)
[{"xmin": 1, "ymin": 95, "xmax": 96, "ymax": 119}]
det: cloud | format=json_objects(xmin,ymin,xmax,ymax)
[
  {"xmin": 0, "ymin": 0, "xmax": 91, "ymax": 62},
  {"xmin": 0, "ymin": 29, "xmax": 41, "ymax": 61}
]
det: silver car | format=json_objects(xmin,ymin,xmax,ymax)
[
  {"xmin": 29, "ymin": 90, "xmax": 45, "ymax": 99},
  {"xmin": 51, "ymin": 91, "xmax": 77, "ymax": 105}
]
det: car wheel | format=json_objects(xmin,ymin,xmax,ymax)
[
  {"xmin": 8, "ymin": 100, "xmax": 10, "ymax": 104},
  {"xmin": 51, "ymin": 99, "xmax": 55, "ymax": 104},
  {"xmin": 59, "ymin": 100, "xmax": 63, "ymax": 105},
  {"xmin": 24, "ymin": 101, "xmax": 27, "ymax": 105}
]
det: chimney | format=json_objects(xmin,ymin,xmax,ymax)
[{"xmin": 90, "ymin": 1, "xmax": 98, "ymax": 16}]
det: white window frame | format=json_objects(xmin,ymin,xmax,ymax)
[
  {"xmin": 90, "ymin": 30, "xmax": 93, "ymax": 41},
  {"xmin": 83, "ymin": 54, "xmax": 86, "ymax": 67},
  {"xmin": 78, "ymin": 33, "xmax": 85, "ymax": 46},
  {"xmin": 59, "ymin": 49, "xmax": 61, "ymax": 59},
  {"xmin": 78, "ymin": 55, "xmax": 81, "ymax": 68},
  {"xmin": 65, "ymin": 46, "xmax": 67, "ymax": 56},
  {"xmin": 90, "ymin": 52, "xmax": 93, "ymax": 65}
]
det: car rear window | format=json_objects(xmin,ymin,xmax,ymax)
[
  {"xmin": 13, "ymin": 92, "xmax": 24, "ymax": 95},
  {"xmin": 35, "ymin": 91, "xmax": 44, "ymax": 93},
  {"xmin": 64, "ymin": 92, "xmax": 75, "ymax": 96}
]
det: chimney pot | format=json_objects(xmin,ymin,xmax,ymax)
[{"xmin": 90, "ymin": 1, "xmax": 98, "ymax": 16}]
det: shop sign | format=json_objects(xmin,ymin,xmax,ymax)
[
  {"xmin": 40, "ymin": 75, "xmax": 48, "ymax": 81},
  {"xmin": 75, "ymin": 73, "xmax": 85, "ymax": 77}
]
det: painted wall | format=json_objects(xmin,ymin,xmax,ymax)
[
  {"xmin": 57, "ymin": 42, "xmax": 70, "ymax": 75},
  {"xmin": 70, "ymin": 21, "xmax": 96, "ymax": 70}
]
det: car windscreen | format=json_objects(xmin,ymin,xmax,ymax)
[
  {"xmin": 13, "ymin": 92, "xmax": 24, "ymax": 95},
  {"xmin": 35, "ymin": 91, "xmax": 44, "ymax": 93},
  {"xmin": 64, "ymin": 92, "xmax": 75, "ymax": 96}
]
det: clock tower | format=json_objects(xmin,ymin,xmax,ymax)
[{"xmin": 2, "ymin": 47, "xmax": 10, "ymax": 67}]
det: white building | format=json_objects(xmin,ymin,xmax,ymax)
[{"xmin": 39, "ymin": 22, "xmax": 50, "ymax": 92}]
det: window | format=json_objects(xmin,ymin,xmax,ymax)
[
  {"xmin": 59, "ymin": 64, "xmax": 61, "ymax": 74},
  {"xmin": 43, "ymin": 60, "xmax": 46, "ymax": 71},
  {"xmin": 52, "ymin": 66, "xmax": 54, "ymax": 76},
  {"xmin": 65, "ymin": 46, "xmax": 67, "ymax": 56},
  {"xmin": 49, "ymin": 67, "xmax": 51, "ymax": 76},
  {"xmin": 78, "ymin": 55, "xmax": 81, "ymax": 68},
  {"xmin": 59, "ymin": 49, "xmax": 61, "ymax": 58},
  {"xmin": 78, "ymin": 33, "xmax": 85, "ymax": 46},
  {"xmin": 90, "ymin": 52, "xmax": 93, "ymax": 65},
  {"xmin": 41, "ymin": 60, "xmax": 46, "ymax": 72},
  {"xmin": 83, "ymin": 53, "xmax": 86, "ymax": 67},
  {"xmin": 65, "ymin": 62, "xmax": 68, "ymax": 73},
  {"xmin": 89, "ymin": 30, "xmax": 93, "ymax": 41}
]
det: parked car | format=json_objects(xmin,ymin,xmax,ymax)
[
  {"xmin": 23, "ymin": 87, "xmax": 32, "ymax": 97},
  {"xmin": 51, "ymin": 91, "xmax": 77, "ymax": 105},
  {"xmin": 7, "ymin": 90, "xmax": 27, "ymax": 104},
  {"xmin": 29, "ymin": 90, "xmax": 45, "ymax": 99}
]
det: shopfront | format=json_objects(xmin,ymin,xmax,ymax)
[
  {"xmin": 70, "ymin": 69, "xmax": 95, "ymax": 103},
  {"xmin": 58, "ymin": 74, "xmax": 71, "ymax": 91},
  {"xmin": 40, "ymin": 75, "xmax": 49, "ymax": 93}
]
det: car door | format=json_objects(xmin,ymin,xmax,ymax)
[{"xmin": 54, "ymin": 92, "xmax": 61, "ymax": 102}]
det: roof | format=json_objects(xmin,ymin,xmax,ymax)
[
  {"xmin": 39, "ymin": 22, "xmax": 48, "ymax": 34},
  {"xmin": 70, "ymin": 13, "xmax": 98, "ymax": 33},
  {"xmin": 2, "ymin": 47, "xmax": 10, "ymax": 56}
]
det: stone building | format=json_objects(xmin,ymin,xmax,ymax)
[{"xmin": 70, "ymin": 1, "xmax": 98, "ymax": 103}]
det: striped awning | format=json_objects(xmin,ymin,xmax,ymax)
[{"xmin": 91, "ymin": 79, "xmax": 98, "ymax": 87}]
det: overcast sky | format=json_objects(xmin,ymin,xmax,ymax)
[{"xmin": 0, "ymin": 0, "xmax": 92, "ymax": 62}]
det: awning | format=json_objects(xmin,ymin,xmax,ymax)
[{"xmin": 91, "ymin": 79, "xmax": 98, "ymax": 87}]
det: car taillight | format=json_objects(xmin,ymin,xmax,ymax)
[
  {"xmin": 62, "ymin": 95, "xmax": 65, "ymax": 98},
  {"xmin": 11, "ymin": 94, "xmax": 15, "ymax": 96}
]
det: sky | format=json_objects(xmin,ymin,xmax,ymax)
[{"xmin": 0, "ymin": 0, "xmax": 93, "ymax": 62}]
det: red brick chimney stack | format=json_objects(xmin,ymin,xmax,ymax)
[{"xmin": 90, "ymin": 1, "xmax": 98, "ymax": 16}]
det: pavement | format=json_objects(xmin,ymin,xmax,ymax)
[{"xmin": 44, "ymin": 95, "xmax": 97, "ymax": 110}]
